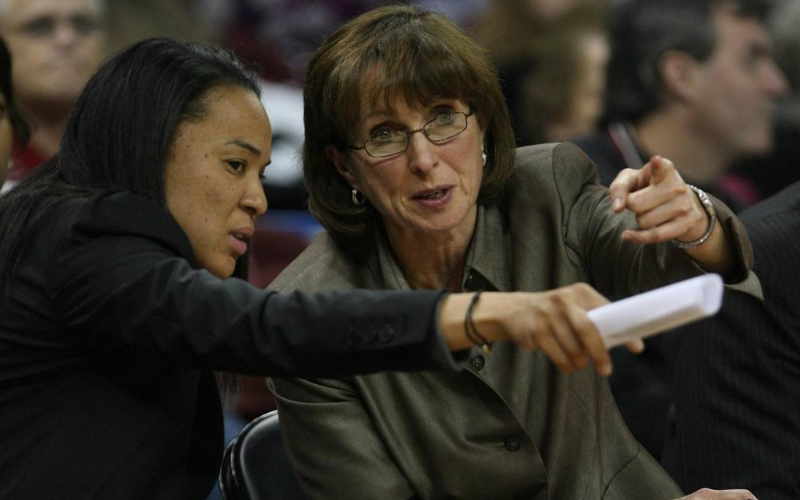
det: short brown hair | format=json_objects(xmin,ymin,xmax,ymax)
[{"xmin": 302, "ymin": 4, "xmax": 516, "ymax": 248}]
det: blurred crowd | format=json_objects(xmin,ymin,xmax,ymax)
[{"xmin": 6, "ymin": 0, "xmax": 799, "ymax": 205}]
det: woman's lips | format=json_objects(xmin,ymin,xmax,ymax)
[
  {"xmin": 412, "ymin": 186, "xmax": 453, "ymax": 209},
  {"xmin": 229, "ymin": 233, "xmax": 249, "ymax": 256}
]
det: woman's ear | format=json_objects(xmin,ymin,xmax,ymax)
[
  {"xmin": 325, "ymin": 144, "xmax": 361, "ymax": 190},
  {"xmin": 658, "ymin": 50, "xmax": 702, "ymax": 104}
]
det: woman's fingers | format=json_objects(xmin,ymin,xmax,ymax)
[
  {"xmin": 676, "ymin": 488, "xmax": 757, "ymax": 500},
  {"xmin": 508, "ymin": 284, "xmax": 613, "ymax": 376},
  {"xmin": 608, "ymin": 155, "xmax": 671, "ymax": 211},
  {"xmin": 623, "ymin": 217, "xmax": 692, "ymax": 244},
  {"xmin": 568, "ymin": 302, "xmax": 611, "ymax": 375},
  {"xmin": 625, "ymin": 339, "xmax": 645, "ymax": 353},
  {"xmin": 611, "ymin": 155, "xmax": 710, "ymax": 245},
  {"xmin": 633, "ymin": 191, "xmax": 701, "ymax": 229},
  {"xmin": 533, "ymin": 332, "xmax": 575, "ymax": 373},
  {"xmin": 549, "ymin": 310, "xmax": 588, "ymax": 370}
]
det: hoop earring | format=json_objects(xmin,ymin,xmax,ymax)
[
  {"xmin": 481, "ymin": 151, "xmax": 487, "ymax": 166},
  {"xmin": 351, "ymin": 189, "xmax": 365, "ymax": 206}
]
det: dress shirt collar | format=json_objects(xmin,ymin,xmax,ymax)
[{"xmin": 374, "ymin": 204, "xmax": 512, "ymax": 293}]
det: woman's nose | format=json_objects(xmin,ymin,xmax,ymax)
[
  {"xmin": 406, "ymin": 132, "xmax": 438, "ymax": 175},
  {"xmin": 241, "ymin": 175, "xmax": 268, "ymax": 217}
]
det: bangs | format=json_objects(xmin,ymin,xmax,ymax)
[
  {"xmin": 325, "ymin": 12, "xmax": 490, "ymax": 142},
  {"xmin": 364, "ymin": 40, "xmax": 481, "ymax": 115}
]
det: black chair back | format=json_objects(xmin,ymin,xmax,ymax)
[{"xmin": 219, "ymin": 410, "xmax": 308, "ymax": 500}]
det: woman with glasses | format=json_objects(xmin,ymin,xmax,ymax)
[{"xmin": 269, "ymin": 5, "xmax": 761, "ymax": 500}]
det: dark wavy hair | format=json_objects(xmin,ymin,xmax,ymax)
[
  {"xmin": 0, "ymin": 38, "xmax": 261, "ymax": 282},
  {"xmin": 604, "ymin": 0, "xmax": 770, "ymax": 124},
  {"xmin": 302, "ymin": 4, "xmax": 516, "ymax": 249},
  {"xmin": 0, "ymin": 37, "xmax": 29, "ymax": 146}
]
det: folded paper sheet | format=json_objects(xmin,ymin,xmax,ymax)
[{"xmin": 589, "ymin": 274, "xmax": 724, "ymax": 348}]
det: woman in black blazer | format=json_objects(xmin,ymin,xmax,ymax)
[{"xmin": 0, "ymin": 39, "xmax": 609, "ymax": 500}]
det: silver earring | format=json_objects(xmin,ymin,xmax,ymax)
[
  {"xmin": 351, "ymin": 189, "xmax": 365, "ymax": 206},
  {"xmin": 481, "ymin": 151, "xmax": 487, "ymax": 166}
]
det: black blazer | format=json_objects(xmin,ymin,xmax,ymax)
[
  {"xmin": 664, "ymin": 181, "xmax": 800, "ymax": 499},
  {"xmin": 0, "ymin": 192, "xmax": 454, "ymax": 500}
]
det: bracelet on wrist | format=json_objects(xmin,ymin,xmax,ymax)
[
  {"xmin": 671, "ymin": 184, "xmax": 717, "ymax": 250},
  {"xmin": 465, "ymin": 291, "xmax": 491, "ymax": 355}
]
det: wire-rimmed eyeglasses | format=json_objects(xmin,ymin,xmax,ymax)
[{"xmin": 348, "ymin": 110, "xmax": 474, "ymax": 158}]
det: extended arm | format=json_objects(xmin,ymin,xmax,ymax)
[{"xmin": 49, "ymin": 193, "xmax": 456, "ymax": 377}]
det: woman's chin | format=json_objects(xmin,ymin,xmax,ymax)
[{"xmin": 203, "ymin": 257, "xmax": 236, "ymax": 279}]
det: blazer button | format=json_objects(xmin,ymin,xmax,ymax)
[
  {"xmin": 362, "ymin": 328, "xmax": 378, "ymax": 344},
  {"xmin": 504, "ymin": 435, "xmax": 522, "ymax": 452},
  {"xmin": 379, "ymin": 324, "xmax": 396, "ymax": 342},
  {"xmin": 469, "ymin": 354, "xmax": 485, "ymax": 371},
  {"xmin": 345, "ymin": 325, "xmax": 360, "ymax": 347}
]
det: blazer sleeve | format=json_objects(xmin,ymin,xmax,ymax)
[
  {"xmin": 48, "ymin": 192, "xmax": 458, "ymax": 377},
  {"xmin": 551, "ymin": 142, "xmax": 760, "ymax": 300}
]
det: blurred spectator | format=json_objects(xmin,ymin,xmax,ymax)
[
  {"xmin": 573, "ymin": 0, "xmax": 787, "ymax": 463},
  {"xmin": 729, "ymin": 0, "xmax": 800, "ymax": 200},
  {"xmin": 0, "ymin": 0, "xmax": 108, "ymax": 189},
  {"xmin": 476, "ymin": 0, "xmax": 611, "ymax": 145},
  {"xmin": 576, "ymin": 0, "xmax": 787, "ymax": 212},
  {"xmin": 191, "ymin": 0, "xmax": 487, "ymax": 84},
  {"xmin": 663, "ymin": 180, "xmax": 800, "ymax": 499},
  {"xmin": 0, "ymin": 36, "xmax": 28, "ymax": 189},
  {"xmin": 103, "ymin": 0, "xmax": 208, "ymax": 53}
]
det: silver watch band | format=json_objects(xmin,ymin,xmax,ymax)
[{"xmin": 671, "ymin": 185, "xmax": 717, "ymax": 249}]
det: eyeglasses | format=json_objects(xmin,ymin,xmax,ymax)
[{"xmin": 348, "ymin": 110, "xmax": 474, "ymax": 158}]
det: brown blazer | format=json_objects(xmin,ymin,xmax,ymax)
[{"xmin": 269, "ymin": 143, "xmax": 760, "ymax": 500}]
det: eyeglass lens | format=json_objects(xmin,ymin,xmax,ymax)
[{"xmin": 366, "ymin": 111, "xmax": 469, "ymax": 157}]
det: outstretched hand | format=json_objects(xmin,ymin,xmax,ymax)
[
  {"xmin": 439, "ymin": 285, "xmax": 645, "ymax": 377},
  {"xmin": 608, "ymin": 155, "xmax": 709, "ymax": 245}
]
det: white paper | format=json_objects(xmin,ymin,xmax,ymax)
[{"xmin": 588, "ymin": 274, "xmax": 724, "ymax": 348}]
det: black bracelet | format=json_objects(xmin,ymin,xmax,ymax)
[{"xmin": 465, "ymin": 291, "xmax": 491, "ymax": 355}]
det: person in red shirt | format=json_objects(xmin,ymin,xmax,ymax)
[
  {"xmin": 0, "ymin": 36, "xmax": 28, "ymax": 190},
  {"xmin": 0, "ymin": 0, "xmax": 106, "ymax": 188}
]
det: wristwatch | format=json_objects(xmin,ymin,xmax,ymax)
[{"xmin": 671, "ymin": 185, "xmax": 717, "ymax": 249}]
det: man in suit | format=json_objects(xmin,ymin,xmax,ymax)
[
  {"xmin": 663, "ymin": 181, "xmax": 800, "ymax": 500},
  {"xmin": 574, "ymin": 0, "xmax": 787, "ymax": 462},
  {"xmin": 576, "ymin": 0, "xmax": 787, "ymax": 211}
]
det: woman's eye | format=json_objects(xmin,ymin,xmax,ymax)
[
  {"xmin": 434, "ymin": 110, "xmax": 455, "ymax": 124},
  {"xmin": 227, "ymin": 160, "xmax": 246, "ymax": 172},
  {"xmin": 370, "ymin": 128, "xmax": 396, "ymax": 142}
]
